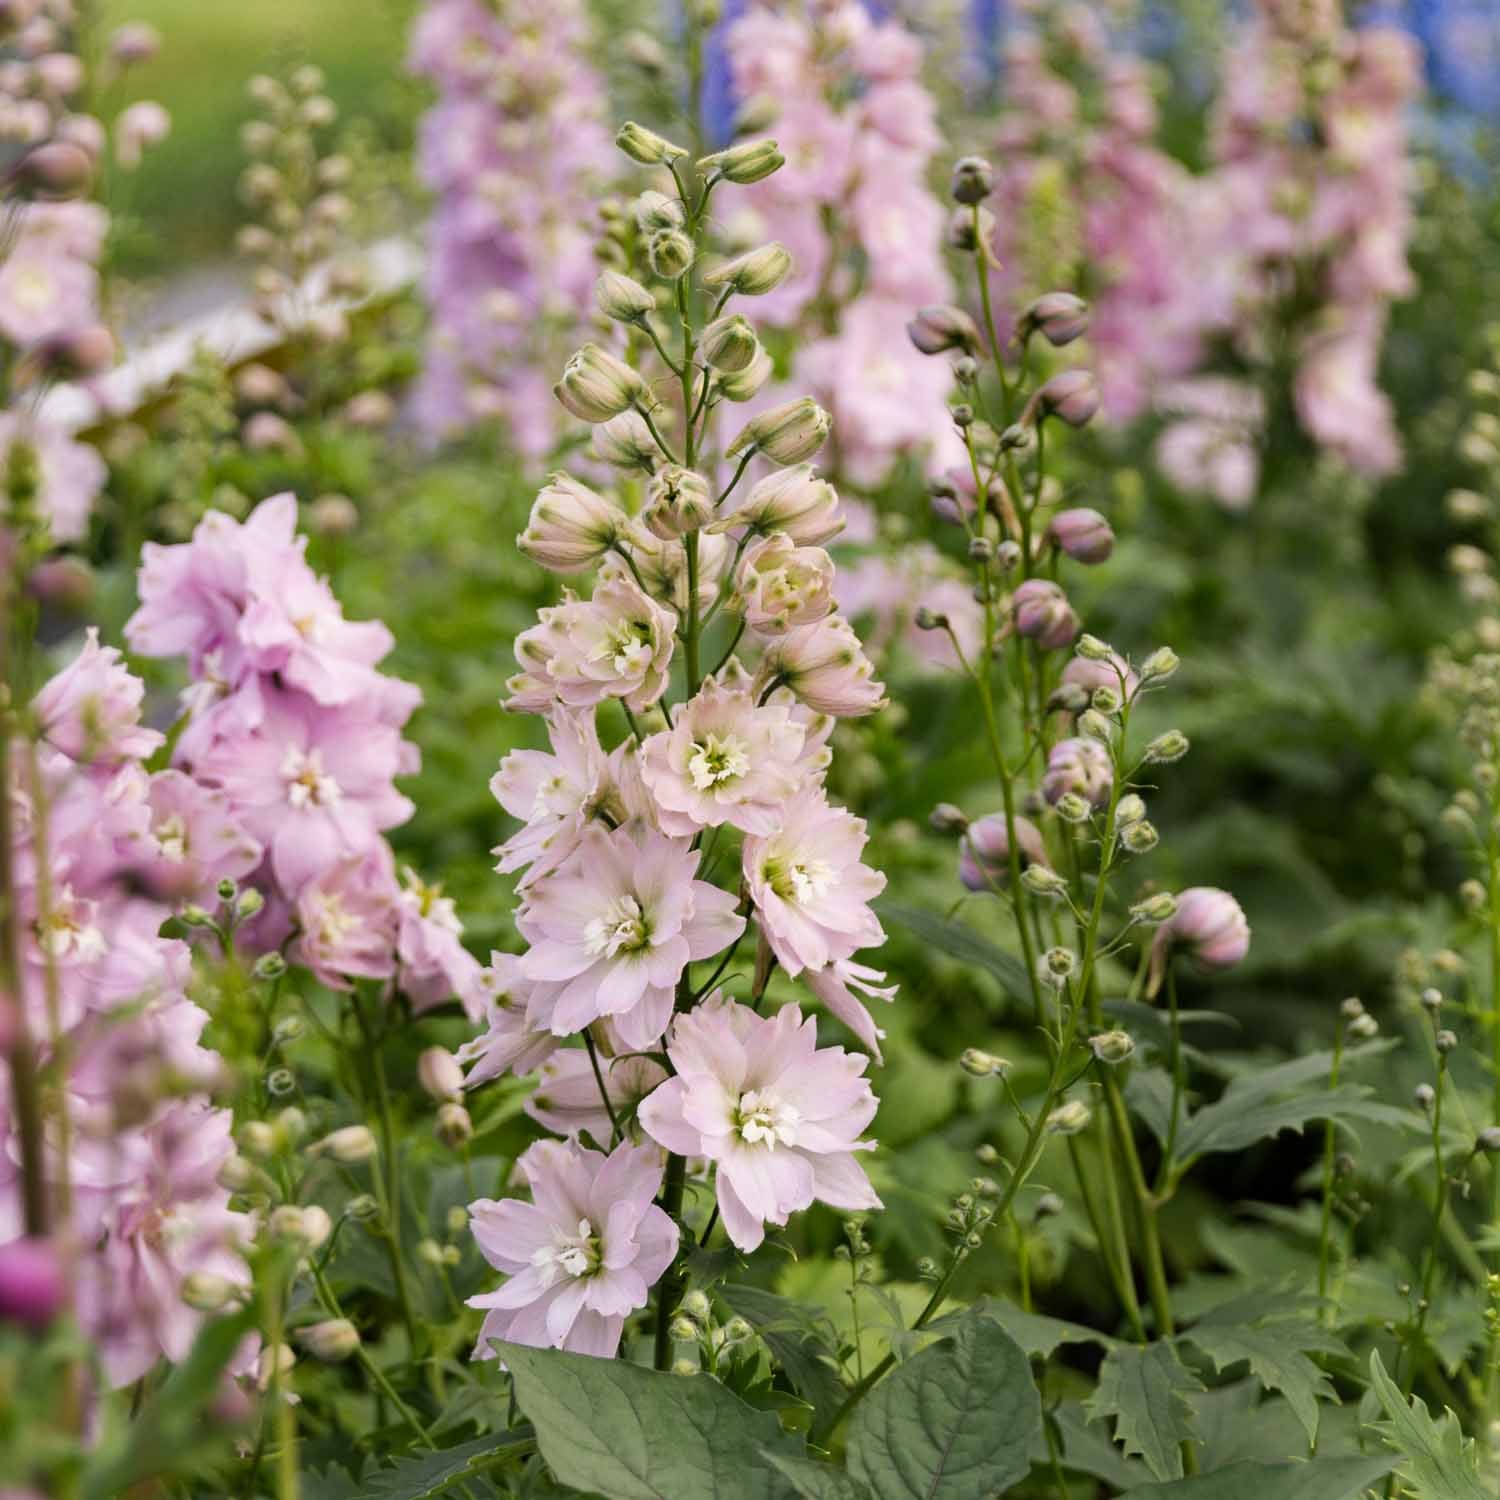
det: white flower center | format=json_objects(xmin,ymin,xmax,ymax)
[
  {"xmin": 688, "ymin": 731, "xmax": 750, "ymax": 791},
  {"xmin": 11, "ymin": 265, "xmax": 55, "ymax": 312},
  {"xmin": 313, "ymin": 893, "xmax": 361, "ymax": 948},
  {"xmin": 737, "ymin": 1088, "xmax": 801, "ymax": 1149},
  {"xmin": 583, "ymin": 894, "xmax": 649, "ymax": 958},
  {"xmin": 280, "ymin": 746, "xmax": 341, "ymax": 809},
  {"xmin": 154, "ymin": 813, "xmax": 189, "ymax": 862},
  {"xmin": 595, "ymin": 619, "xmax": 652, "ymax": 679},
  {"xmin": 531, "ymin": 1217, "xmax": 600, "ymax": 1285},
  {"xmin": 37, "ymin": 885, "xmax": 105, "ymax": 961}
]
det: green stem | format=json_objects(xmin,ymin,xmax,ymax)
[
  {"xmin": 1316, "ymin": 1019, "xmax": 1346, "ymax": 1323},
  {"xmin": 583, "ymin": 1029, "xmax": 622, "ymax": 1147},
  {"xmin": 1102, "ymin": 1073, "xmax": 1175, "ymax": 1337},
  {"xmin": 653, "ymin": 1149, "xmax": 688, "ymax": 1371}
]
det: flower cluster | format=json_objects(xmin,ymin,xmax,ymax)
[
  {"xmin": 720, "ymin": 0, "xmax": 957, "ymax": 484},
  {"xmin": 408, "ymin": 0, "xmax": 613, "ymax": 456},
  {"xmin": 462, "ymin": 121, "xmax": 891, "ymax": 1360},
  {"xmin": 124, "ymin": 492, "xmax": 479, "ymax": 1011},
  {"xmin": 0, "ymin": 635, "xmax": 253, "ymax": 1388}
]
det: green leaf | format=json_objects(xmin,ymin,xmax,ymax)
[
  {"xmin": 1119, "ymin": 1455, "xmax": 1395, "ymax": 1499},
  {"xmin": 81, "ymin": 1308, "xmax": 257, "ymax": 1500},
  {"xmin": 1084, "ymin": 1341, "xmax": 1204, "ymax": 1481},
  {"xmin": 499, "ymin": 1341, "xmax": 801, "ymax": 1500},
  {"xmin": 764, "ymin": 1454, "xmax": 874, "ymax": 1500},
  {"xmin": 1367, "ymin": 1350, "xmax": 1489, "ymax": 1500},
  {"xmin": 720, "ymin": 1284, "xmax": 848, "ymax": 1419},
  {"xmin": 969, "ymin": 1298, "xmax": 1119, "ymax": 1358},
  {"xmin": 1178, "ymin": 1322, "xmax": 1344, "ymax": 1446},
  {"xmin": 846, "ymin": 1312, "xmax": 1040, "ymax": 1500},
  {"xmin": 1174, "ymin": 1084, "xmax": 1406, "ymax": 1163},
  {"xmin": 874, "ymin": 899, "xmax": 1031, "ymax": 1003},
  {"xmin": 361, "ymin": 1433, "xmax": 534, "ymax": 1498}
]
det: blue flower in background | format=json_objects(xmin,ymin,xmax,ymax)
[{"xmin": 1364, "ymin": 0, "xmax": 1500, "ymax": 118}]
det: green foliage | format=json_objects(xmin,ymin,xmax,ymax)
[
  {"xmin": 1368, "ymin": 1352, "xmax": 1491, "ymax": 1500},
  {"xmin": 1118, "ymin": 1455, "xmax": 1396, "ymax": 1500},
  {"xmin": 1085, "ymin": 1342, "xmax": 1205, "ymax": 1482}
]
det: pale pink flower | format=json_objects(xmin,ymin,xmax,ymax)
[
  {"xmin": 743, "ymin": 786, "xmax": 884, "ymax": 976},
  {"xmin": 113, "ymin": 100, "xmax": 170, "ymax": 169},
  {"xmin": 140, "ymin": 770, "xmax": 263, "ymax": 903},
  {"xmin": 0, "ymin": 244, "xmax": 97, "ymax": 346},
  {"xmin": 735, "ymin": 533, "xmax": 836, "ymax": 635},
  {"xmin": 960, "ymin": 814, "xmax": 1049, "ymax": 893},
  {"xmin": 289, "ymin": 847, "xmax": 398, "ymax": 990},
  {"xmin": 507, "ymin": 576, "xmax": 675, "ymax": 715},
  {"xmin": 468, "ymin": 1137, "xmax": 677, "ymax": 1359},
  {"xmin": 640, "ymin": 677, "xmax": 811, "ymax": 837},
  {"xmin": 33, "ymin": 629, "xmax": 163, "ymax": 767},
  {"xmin": 1042, "ymin": 738, "xmax": 1112, "ymax": 809},
  {"xmin": 638, "ymin": 995, "xmax": 880, "ymax": 1252},
  {"xmin": 525, "ymin": 1047, "xmax": 669, "ymax": 1143},
  {"xmin": 518, "ymin": 472, "xmax": 632, "ymax": 574},
  {"xmin": 708, "ymin": 465, "xmax": 844, "ymax": 547},
  {"xmin": 1148, "ymin": 886, "xmax": 1250, "ymax": 995},
  {"xmin": 804, "ymin": 959, "xmax": 897, "ymax": 1061},
  {"xmin": 517, "ymin": 822, "xmax": 743, "ymax": 1048},
  {"xmin": 458, "ymin": 952, "xmax": 557, "ymax": 1086},
  {"xmin": 601, "ymin": 528, "xmax": 732, "ymax": 615},
  {"xmin": 396, "ymin": 867, "xmax": 482, "ymax": 1014},
  {"xmin": 1060, "ymin": 651, "xmax": 1140, "ymax": 703},
  {"xmin": 755, "ymin": 615, "xmax": 886, "ymax": 718},
  {"xmin": 0, "ymin": 415, "xmax": 105, "ymax": 545}
]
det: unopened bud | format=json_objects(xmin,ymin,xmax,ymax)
[
  {"xmin": 555, "ymin": 343, "xmax": 650, "ymax": 423},
  {"xmin": 255, "ymin": 1343, "xmax": 295, "ymax": 1391},
  {"xmin": 959, "ymin": 1048, "xmax": 1008, "ymax": 1078},
  {"xmin": 647, "ymin": 227, "xmax": 696, "ymax": 279},
  {"xmin": 1139, "ymin": 647, "xmax": 1179, "ymax": 683},
  {"xmin": 253, "ymin": 952, "xmax": 287, "ymax": 981},
  {"xmin": 907, "ymin": 305, "xmax": 980, "ymax": 357},
  {"xmin": 1414, "ymin": 1083, "xmax": 1436, "ymax": 1111},
  {"xmin": 699, "ymin": 138, "xmax": 784, "ymax": 184},
  {"xmin": 1478, "ymin": 1127, "xmax": 1500, "ymax": 1154},
  {"xmin": 1020, "ymin": 291, "xmax": 1089, "ymax": 348},
  {"xmin": 217, "ymin": 1154, "xmax": 257, "ymax": 1191},
  {"xmin": 1115, "ymin": 794, "xmax": 1146, "ymax": 827},
  {"xmin": 672, "ymin": 1358, "xmax": 698, "ymax": 1375},
  {"xmin": 670, "ymin": 1316, "xmax": 698, "ymax": 1341},
  {"xmin": 702, "ymin": 242, "xmax": 792, "ymax": 297},
  {"xmin": 299, "ymin": 1319, "xmax": 360, "ymax": 1362},
  {"xmin": 300, "ymin": 1206, "xmax": 333, "ymax": 1250},
  {"xmin": 311, "ymin": 1125, "xmax": 377, "ymax": 1163},
  {"xmin": 930, "ymin": 802, "xmax": 969, "ymax": 834},
  {"xmin": 595, "ymin": 269, "xmax": 656, "ymax": 323},
  {"xmin": 418, "ymin": 1047, "xmax": 465, "ymax": 1104},
  {"xmin": 727, "ymin": 397, "xmax": 831, "ymax": 466},
  {"xmin": 700, "ymin": 314, "xmax": 759, "ymax": 373},
  {"xmin": 240, "ymin": 1122, "xmax": 275, "ymax": 1158},
  {"xmin": 1077, "ymin": 709, "xmax": 1111, "ymax": 742},
  {"xmin": 436, "ymin": 1103, "xmax": 474, "ymax": 1149},
  {"xmin": 1436, "ymin": 1028, "xmax": 1458, "ymax": 1054},
  {"xmin": 1021, "ymin": 864, "xmax": 1069, "ymax": 898},
  {"xmin": 1120, "ymin": 821, "xmax": 1159, "ymax": 854},
  {"xmin": 1053, "ymin": 792, "xmax": 1091, "ymax": 824},
  {"xmin": 616, "ymin": 120, "xmax": 688, "ymax": 165},
  {"xmin": 1348, "ymin": 1013, "xmax": 1380, "ymax": 1040},
  {"xmin": 1340, "ymin": 996, "xmax": 1366, "ymax": 1019},
  {"xmin": 1077, "ymin": 634, "xmax": 1114, "ymax": 662},
  {"xmin": 1144, "ymin": 731, "xmax": 1189, "ymax": 765},
  {"xmin": 950, "ymin": 155, "xmax": 994, "ymax": 205},
  {"xmin": 635, "ymin": 189, "xmax": 684, "ymax": 233},
  {"xmin": 1130, "ymin": 892, "xmax": 1178, "ymax": 924},
  {"xmin": 235, "ymin": 887, "xmax": 265, "ymax": 919},
  {"xmin": 181, "ymin": 1272, "xmax": 238, "ymax": 1312},
  {"xmin": 1089, "ymin": 1030, "xmax": 1136, "ymax": 1064},
  {"xmin": 1046, "ymin": 1101, "xmax": 1092, "ymax": 1134},
  {"xmin": 1025, "ymin": 369, "xmax": 1101, "ymax": 428}
]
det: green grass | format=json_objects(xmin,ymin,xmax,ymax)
[{"xmin": 96, "ymin": 0, "xmax": 421, "ymax": 274}]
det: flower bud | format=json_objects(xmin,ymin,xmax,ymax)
[
  {"xmin": 436, "ymin": 1102, "xmax": 474, "ymax": 1149},
  {"xmin": 700, "ymin": 314, "xmax": 759, "ymax": 373},
  {"xmin": 699, "ymin": 138, "xmax": 784, "ymax": 184},
  {"xmin": 681, "ymin": 1289, "xmax": 712, "ymax": 1320},
  {"xmin": 907, "ymin": 305, "xmax": 981, "ymax": 357},
  {"xmin": 1053, "ymin": 792, "xmax": 1091, "ymax": 824},
  {"xmin": 635, "ymin": 189, "xmax": 685, "ymax": 233},
  {"xmin": 1436, "ymin": 1028, "xmax": 1458, "ymax": 1054},
  {"xmin": 256, "ymin": 1343, "xmax": 295, "ymax": 1391},
  {"xmin": 0, "ymin": 1237, "xmax": 66, "ymax": 1330},
  {"xmin": 418, "ymin": 1047, "xmax": 465, "ymax": 1104},
  {"xmin": 647, "ymin": 227, "xmax": 696, "ymax": 279},
  {"xmin": 1348, "ymin": 1013, "xmax": 1380, "ymax": 1040},
  {"xmin": 595, "ymin": 269, "xmax": 656, "ymax": 323},
  {"xmin": 616, "ymin": 120, "xmax": 688, "ymax": 165},
  {"xmin": 217, "ymin": 1154, "xmax": 257, "ymax": 1192},
  {"xmin": 727, "ymin": 397, "xmax": 832, "ymax": 466},
  {"xmin": 930, "ymin": 802, "xmax": 968, "ymax": 834},
  {"xmin": 300, "ymin": 1318, "xmax": 360, "ymax": 1362},
  {"xmin": 1040, "ymin": 946, "xmax": 1076, "ymax": 985},
  {"xmin": 959, "ymin": 1048, "xmax": 1008, "ymax": 1078},
  {"xmin": 1341, "ymin": 996, "xmax": 1366, "ymax": 1019},
  {"xmin": 1076, "ymin": 634, "xmax": 1115, "ymax": 663},
  {"xmin": 181, "ymin": 1272, "xmax": 238, "ymax": 1312},
  {"xmin": 702, "ymin": 242, "xmax": 792, "ymax": 297},
  {"xmin": 1077, "ymin": 709, "xmax": 1112, "ymax": 742},
  {"xmin": 724, "ymin": 1316, "xmax": 753, "ymax": 1344},
  {"xmin": 1091, "ymin": 686, "xmax": 1122, "ymax": 715},
  {"xmin": 641, "ymin": 466, "xmax": 713, "ymax": 539},
  {"xmin": 593, "ymin": 410, "xmax": 660, "ymax": 471},
  {"xmin": 1012, "ymin": 579, "xmax": 1079, "ymax": 651},
  {"xmin": 1414, "ymin": 1083, "xmax": 1435, "ymax": 1112},
  {"xmin": 950, "ymin": 155, "xmax": 994, "ymax": 205},
  {"xmin": 1148, "ymin": 886, "xmax": 1249, "ymax": 995},
  {"xmin": 346, "ymin": 1194, "xmax": 380, "ymax": 1222},
  {"xmin": 268, "ymin": 1205, "xmax": 311, "ymax": 1245},
  {"xmin": 1139, "ymin": 647, "xmax": 1179, "ymax": 683},
  {"xmin": 311, "ymin": 1125, "xmax": 377, "ymax": 1163},
  {"xmin": 1046, "ymin": 1101, "xmax": 1091, "ymax": 1134},
  {"xmin": 1144, "ymin": 731, "xmax": 1189, "ymax": 765},
  {"xmin": 555, "ymin": 343, "xmax": 650, "ymax": 423},
  {"xmin": 1129, "ymin": 891, "xmax": 1178, "ymax": 924},
  {"xmin": 520, "ymin": 472, "xmax": 631, "ymax": 572},
  {"xmin": 1089, "ymin": 1030, "xmax": 1136, "ymax": 1064},
  {"xmin": 240, "ymin": 1121, "xmax": 276, "ymax": 1158},
  {"xmin": 1024, "ymin": 369, "xmax": 1101, "ymax": 429},
  {"xmin": 1120, "ymin": 821, "xmax": 1159, "ymax": 853},
  {"xmin": 1021, "ymin": 864, "xmax": 1069, "ymax": 898},
  {"xmin": 1043, "ymin": 737, "xmax": 1111, "ymax": 808},
  {"xmin": 670, "ymin": 1316, "xmax": 698, "ymax": 1341},
  {"xmin": 1478, "ymin": 1127, "xmax": 1500, "ymax": 1154},
  {"xmin": 12, "ymin": 139, "xmax": 93, "ymax": 198},
  {"xmin": 1020, "ymin": 291, "xmax": 1089, "ymax": 347},
  {"xmin": 717, "ymin": 345, "xmax": 773, "ymax": 402},
  {"xmin": 960, "ymin": 813, "xmax": 1049, "ymax": 892},
  {"xmin": 1046, "ymin": 507, "xmax": 1113, "ymax": 565},
  {"xmin": 1115, "ymin": 794, "xmax": 1146, "ymax": 826},
  {"xmin": 253, "ymin": 952, "xmax": 287, "ymax": 981},
  {"xmin": 301, "ymin": 1206, "xmax": 333, "ymax": 1250},
  {"xmin": 672, "ymin": 1358, "xmax": 698, "ymax": 1375}
]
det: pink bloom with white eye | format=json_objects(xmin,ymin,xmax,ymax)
[
  {"xmin": 188, "ymin": 685, "xmax": 414, "ymax": 895},
  {"xmin": 638, "ymin": 995, "xmax": 880, "ymax": 1252},
  {"xmin": 396, "ymin": 866, "xmax": 482, "ymax": 1014},
  {"xmin": 490, "ymin": 709, "xmax": 606, "ymax": 884},
  {"xmin": 114, "ymin": 100, "xmax": 170, "ymax": 169},
  {"xmin": 804, "ymin": 959, "xmax": 897, "ymax": 1061},
  {"xmin": 517, "ymin": 821, "xmax": 744, "ymax": 1049},
  {"xmin": 289, "ymin": 847, "xmax": 399, "ymax": 990},
  {"xmin": 639, "ymin": 678, "xmax": 810, "ymax": 838},
  {"xmin": 735, "ymin": 532, "xmax": 836, "ymax": 635},
  {"xmin": 0, "ymin": 415, "xmax": 105, "ymax": 545},
  {"xmin": 1148, "ymin": 886, "xmax": 1250, "ymax": 995},
  {"xmin": 33, "ymin": 629, "xmax": 163, "ymax": 767},
  {"xmin": 755, "ymin": 614, "xmax": 887, "ymax": 719},
  {"xmin": 468, "ymin": 1137, "xmax": 677, "ymax": 1360},
  {"xmin": 140, "ymin": 770, "xmax": 263, "ymax": 903},
  {"xmin": 743, "ymin": 786, "xmax": 885, "ymax": 976},
  {"xmin": 506, "ymin": 576, "xmax": 675, "ymax": 715},
  {"xmin": 525, "ymin": 1047, "xmax": 668, "ymax": 1143},
  {"xmin": 0, "ymin": 244, "xmax": 96, "ymax": 346},
  {"xmin": 457, "ymin": 952, "xmax": 557, "ymax": 1086},
  {"xmin": 1042, "ymin": 738, "xmax": 1112, "ymax": 809},
  {"xmin": 959, "ymin": 814, "xmax": 1050, "ymax": 894}
]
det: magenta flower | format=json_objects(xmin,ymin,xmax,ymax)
[
  {"xmin": 468, "ymin": 1137, "xmax": 677, "ymax": 1359},
  {"xmin": 743, "ymin": 786, "xmax": 885, "ymax": 976},
  {"xmin": 33, "ymin": 629, "xmax": 163, "ymax": 767},
  {"xmin": 639, "ymin": 995, "xmax": 880, "ymax": 1252},
  {"xmin": 517, "ymin": 821, "xmax": 744, "ymax": 1048},
  {"xmin": 640, "ymin": 677, "xmax": 813, "ymax": 837}
]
